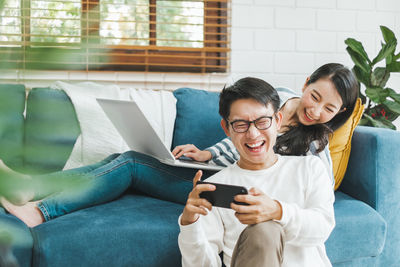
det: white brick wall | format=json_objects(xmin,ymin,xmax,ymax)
[
  {"xmin": 357, "ymin": 12, "xmax": 396, "ymax": 33},
  {"xmin": 254, "ymin": 30, "xmax": 295, "ymax": 51},
  {"xmin": 377, "ymin": 0, "xmax": 400, "ymax": 12},
  {"xmin": 229, "ymin": 0, "xmax": 400, "ymax": 129},
  {"xmin": 275, "ymin": 8, "xmax": 315, "ymax": 30},
  {"xmin": 337, "ymin": 0, "xmax": 375, "ymax": 10},
  {"xmin": 232, "ymin": 5, "xmax": 273, "ymax": 28},
  {"xmin": 297, "ymin": 0, "xmax": 336, "ymax": 9},
  {"xmin": 229, "ymin": 0, "xmax": 400, "ymax": 88},
  {"xmin": 296, "ymin": 31, "xmax": 336, "ymax": 52}
]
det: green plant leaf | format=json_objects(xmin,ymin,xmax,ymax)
[
  {"xmin": 388, "ymin": 88, "xmax": 400, "ymax": 103},
  {"xmin": 345, "ymin": 38, "xmax": 371, "ymax": 63},
  {"xmin": 346, "ymin": 47, "xmax": 371, "ymax": 73},
  {"xmin": 371, "ymin": 67, "xmax": 390, "ymax": 87},
  {"xmin": 371, "ymin": 40, "xmax": 397, "ymax": 66},
  {"xmin": 364, "ymin": 113, "xmax": 396, "ymax": 129},
  {"xmin": 380, "ymin": 25, "xmax": 396, "ymax": 44},
  {"xmin": 352, "ymin": 66, "xmax": 367, "ymax": 104},
  {"xmin": 387, "ymin": 112, "xmax": 400, "ymax": 122},
  {"xmin": 358, "ymin": 117, "xmax": 370, "ymax": 126},
  {"xmin": 383, "ymin": 99, "xmax": 400, "ymax": 115},
  {"xmin": 387, "ymin": 61, "xmax": 400, "ymax": 72},
  {"xmin": 365, "ymin": 87, "xmax": 388, "ymax": 103},
  {"xmin": 386, "ymin": 54, "xmax": 393, "ymax": 65},
  {"xmin": 353, "ymin": 65, "xmax": 370, "ymax": 87},
  {"xmin": 377, "ymin": 118, "xmax": 397, "ymax": 129},
  {"xmin": 371, "ymin": 103, "xmax": 400, "ymax": 121}
]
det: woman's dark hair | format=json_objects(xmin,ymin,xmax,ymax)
[
  {"xmin": 275, "ymin": 63, "xmax": 359, "ymax": 155},
  {"xmin": 219, "ymin": 77, "xmax": 280, "ymax": 124}
]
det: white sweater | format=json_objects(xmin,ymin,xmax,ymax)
[{"xmin": 178, "ymin": 155, "xmax": 335, "ymax": 267}]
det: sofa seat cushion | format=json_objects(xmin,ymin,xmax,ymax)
[
  {"xmin": 30, "ymin": 193, "xmax": 184, "ymax": 267},
  {"xmin": 326, "ymin": 191, "xmax": 386, "ymax": 263}
]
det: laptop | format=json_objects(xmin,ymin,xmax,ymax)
[{"xmin": 96, "ymin": 98, "xmax": 224, "ymax": 171}]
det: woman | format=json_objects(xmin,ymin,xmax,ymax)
[{"xmin": 1, "ymin": 63, "xmax": 358, "ymax": 227}]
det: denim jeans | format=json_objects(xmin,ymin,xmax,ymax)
[{"xmin": 36, "ymin": 151, "xmax": 217, "ymax": 221}]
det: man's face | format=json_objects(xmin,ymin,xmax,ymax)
[{"xmin": 221, "ymin": 98, "xmax": 282, "ymax": 170}]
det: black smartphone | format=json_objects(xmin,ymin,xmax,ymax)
[{"xmin": 196, "ymin": 181, "xmax": 249, "ymax": 209}]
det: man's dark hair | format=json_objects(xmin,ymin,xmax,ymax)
[{"xmin": 219, "ymin": 77, "xmax": 280, "ymax": 125}]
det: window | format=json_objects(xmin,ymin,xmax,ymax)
[{"xmin": 0, "ymin": 0, "xmax": 229, "ymax": 73}]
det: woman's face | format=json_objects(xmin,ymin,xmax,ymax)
[{"xmin": 297, "ymin": 78, "xmax": 343, "ymax": 126}]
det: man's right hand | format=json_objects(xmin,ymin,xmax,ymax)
[
  {"xmin": 180, "ymin": 170, "xmax": 216, "ymax": 226},
  {"xmin": 172, "ymin": 144, "xmax": 212, "ymax": 162}
]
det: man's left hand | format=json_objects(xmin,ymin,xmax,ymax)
[{"xmin": 231, "ymin": 187, "xmax": 282, "ymax": 225}]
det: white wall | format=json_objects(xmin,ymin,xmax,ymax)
[{"xmin": 229, "ymin": 0, "xmax": 400, "ymax": 129}]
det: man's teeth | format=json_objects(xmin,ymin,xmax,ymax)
[{"xmin": 247, "ymin": 141, "xmax": 264, "ymax": 148}]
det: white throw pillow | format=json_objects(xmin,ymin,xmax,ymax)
[{"xmin": 51, "ymin": 81, "xmax": 176, "ymax": 169}]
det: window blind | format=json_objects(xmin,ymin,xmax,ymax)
[{"xmin": 0, "ymin": 0, "xmax": 230, "ymax": 73}]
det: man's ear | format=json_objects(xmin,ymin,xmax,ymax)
[
  {"xmin": 275, "ymin": 111, "xmax": 283, "ymax": 130},
  {"xmin": 302, "ymin": 77, "xmax": 310, "ymax": 93},
  {"xmin": 221, "ymin": 119, "xmax": 230, "ymax": 137}
]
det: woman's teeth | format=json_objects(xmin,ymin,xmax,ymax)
[{"xmin": 305, "ymin": 112, "xmax": 314, "ymax": 121}]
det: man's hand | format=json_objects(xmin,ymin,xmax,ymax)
[
  {"xmin": 180, "ymin": 170, "xmax": 216, "ymax": 226},
  {"xmin": 231, "ymin": 187, "xmax": 282, "ymax": 225},
  {"xmin": 172, "ymin": 144, "xmax": 212, "ymax": 162}
]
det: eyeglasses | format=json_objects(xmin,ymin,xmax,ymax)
[{"xmin": 229, "ymin": 116, "xmax": 274, "ymax": 133}]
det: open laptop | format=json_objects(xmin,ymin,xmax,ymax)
[{"xmin": 97, "ymin": 98, "xmax": 224, "ymax": 171}]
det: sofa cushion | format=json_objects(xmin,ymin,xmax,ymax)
[
  {"xmin": 329, "ymin": 98, "xmax": 364, "ymax": 190},
  {"xmin": 172, "ymin": 88, "xmax": 226, "ymax": 150},
  {"xmin": 0, "ymin": 84, "xmax": 26, "ymax": 171},
  {"xmin": 326, "ymin": 191, "xmax": 386, "ymax": 263},
  {"xmin": 30, "ymin": 193, "xmax": 183, "ymax": 267},
  {"xmin": 24, "ymin": 88, "xmax": 80, "ymax": 174}
]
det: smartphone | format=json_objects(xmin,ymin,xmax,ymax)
[{"xmin": 196, "ymin": 181, "xmax": 249, "ymax": 209}]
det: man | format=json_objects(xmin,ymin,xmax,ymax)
[{"xmin": 178, "ymin": 77, "xmax": 335, "ymax": 267}]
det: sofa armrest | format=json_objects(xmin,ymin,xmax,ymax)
[
  {"xmin": 340, "ymin": 126, "xmax": 400, "ymax": 208},
  {"xmin": 339, "ymin": 125, "xmax": 400, "ymax": 266}
]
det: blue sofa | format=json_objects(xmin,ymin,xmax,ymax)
[{"xmin": 0, "ymin": 84, "xmax": 399, "ymax": 267}]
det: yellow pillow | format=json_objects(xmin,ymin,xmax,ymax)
[{"xmin": 329, "ymin": 98, "xmax": 364, "ymax": 190}]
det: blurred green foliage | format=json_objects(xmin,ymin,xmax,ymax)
[{"xmin": 0, "ymin": 1, "xmax": 206, "ymax": 261}]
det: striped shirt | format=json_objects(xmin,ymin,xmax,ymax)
[{"xmin": 205, "ymin": 87, "xmax": 334, "ymax": 187}]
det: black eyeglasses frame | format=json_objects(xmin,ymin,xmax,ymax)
[{"xmin": 228, "ymin": 115, "xmax": 275, "ymax": 133}]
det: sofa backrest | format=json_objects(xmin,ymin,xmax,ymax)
[
  {"xmin": 24, "ymin": 87, "xmax": 226, "ymax": 173},
  {"xmin": 24, "ymin": 87, "xmax": 80, "ymax": 174},
  {"xmin": 0, "ymin": 84, "xmax": 26, "ymax": 171},
  {"xmin": 1, "ymin": 85, "xmax": 226, "ymax": 174}
]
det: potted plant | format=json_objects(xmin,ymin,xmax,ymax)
[{"xmin": 345, "ymin": 25, "xmax": 400, "ymax": 130}]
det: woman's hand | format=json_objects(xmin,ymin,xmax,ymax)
[
  {"xmin": 180, "ymin": 171, "xmax": 216, "ymax": 226},
  {"xmin": 231, "ymin": 187, "xmax": 282, "ymax": 225},
  {"xmin": 172, "ymin": 144, "xmax": 212, "ymax": 162}
]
